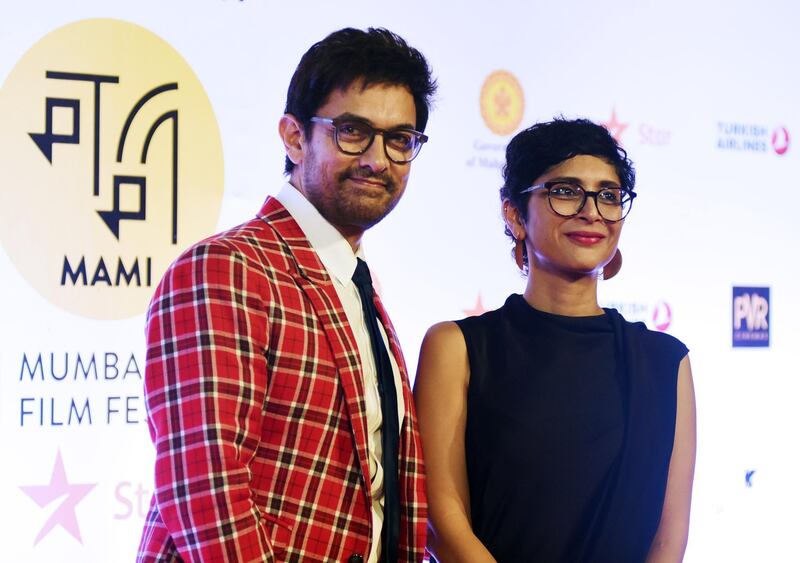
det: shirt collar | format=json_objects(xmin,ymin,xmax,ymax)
[{"xmin": 274, "ymin": 182, "xmax": 364, "ymax": 286}]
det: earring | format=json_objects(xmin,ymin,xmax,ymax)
[
  {"xmin": 602, "ymin": 248, "xmax": 622, "ymax": 280},
  {"xmin": 514, "ymin": 238, "xmax": 525, "ymax": 270}
]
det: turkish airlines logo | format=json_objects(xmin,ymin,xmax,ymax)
[
  {"xmin": 771, "ymin": 126, "xmax": 790, "ymax": 155},
  {"xmin": 717, "ymin": 122, "xmax": 790, "ymax": 157},
  {"xmin": 602, "ymin": 299, "xmax": 674, "ymax": 332},
  {"xmin": 651, "ymin": 301, "xmax": 672, "ymax": 332}
]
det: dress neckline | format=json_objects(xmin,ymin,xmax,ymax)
[{"xmin": 506, "ymin": 293, "xmax": 611, "ymax": 333}]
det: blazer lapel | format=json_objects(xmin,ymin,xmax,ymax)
[
  {"xmin": 372, "ymin": 294, "xmax": 412, "ymax": 425},
  {"xmin": 372, "ymin": 290, "xmax": 425, "ymax": 529},
  {"xmin": 257, "ymin": 198, "xmax": 373, "ymax": 496}
]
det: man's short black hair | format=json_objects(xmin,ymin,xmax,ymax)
[{"xmin": 283, "ymin": 27, "xmax": 436, "ymax": 174}]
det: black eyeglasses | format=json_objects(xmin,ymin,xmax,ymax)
[
  {"xmin": 310, "ymin": 116, "xmax": 428, "ymax": 164},
  {"xmin": 521, "ymin": 181, "xmax": 637, "ymax": 222}
]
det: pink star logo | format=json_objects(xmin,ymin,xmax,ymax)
[
  {"xmin": 20, "ymin": 450, "xmax": 96, "ymax": 545},
  {"xmin": 464, "ymin": 293, "xmax": 488, "ymax": 316},
  {"xmin": 602, "ymin": 108, "xmax": 628, "ymax": 143}
]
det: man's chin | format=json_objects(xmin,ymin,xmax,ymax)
[
  {"xmin": 345, "ymin": 211, "xmax": 390, "ymax": 231},
  {"xmin": 339, "ymin": 202, "xmax": 396, "ymax": 231}
]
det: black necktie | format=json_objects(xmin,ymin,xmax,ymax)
[{"xmin": 351, "ymin": 258, "xmax": 400, "ymax": 562}]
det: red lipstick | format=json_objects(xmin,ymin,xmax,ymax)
[{"xmin": 565, "ymin": 231, "xmax": 606, "ymax": 246}]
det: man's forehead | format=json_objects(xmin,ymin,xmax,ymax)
[
  {"xmin": 335, "ymin": 76, "xmax": 411, "ymax": 94},
  {"xmin": 318, "ymin": 80, "xmax": 416, "ymax": 125}
]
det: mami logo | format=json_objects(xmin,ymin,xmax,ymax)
[
  {"xmin": 732, "ymin": 287, "xmax": 769, "ymax": 347},
  {"xmin": 61, "ymin": 256, "xmax": 152, "ymax": 288},
  {"xmin": 0, "ymin": 19, "xmax": 223, "ymax": 319}
]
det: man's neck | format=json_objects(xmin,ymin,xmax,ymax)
[
  {"xmin": 339, "ymin": 228, "xmax": 363, "ymax": 253},
  {"xmin": 285, "ymin": 179, "xmax": 363, "ymax": 252}
]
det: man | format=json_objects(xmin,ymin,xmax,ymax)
[{"xmin": 137, "ymin": 28, "xmax": 436, "ymax": 562}]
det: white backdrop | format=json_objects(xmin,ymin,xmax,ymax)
[{"xmin": 1, "ymin": 1, "xmax": 798, "ymax": 561}]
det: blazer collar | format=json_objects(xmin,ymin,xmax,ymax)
[
  {"xmin": 256, "ymin": 195, "xmax": 331, "ymax": 283},
  {"xmin": 272, "ymin": 183, "xmax": 363, "ymax": 288}
]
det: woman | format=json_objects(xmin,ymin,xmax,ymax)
[{"xmin": 414, "ymin": 118, "xmax": 695, "ymax": 562}]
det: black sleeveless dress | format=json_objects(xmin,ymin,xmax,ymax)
[{"xmin": 456, "ymin": 294, "xmax": 688, "ymax": 562}]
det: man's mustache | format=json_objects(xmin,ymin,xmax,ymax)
[{"xmin": 340, "ymin": 166, "xmax": 395, "ymax": 192}]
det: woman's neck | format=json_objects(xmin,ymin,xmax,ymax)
[{"xmin": 523, "ymin": 266, "xmax": 603, "ymax": 317}]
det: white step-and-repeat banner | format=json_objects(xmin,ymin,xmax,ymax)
[{"xmin": 1, "ymin": 1, "xmax": 797, "ymax": 561}]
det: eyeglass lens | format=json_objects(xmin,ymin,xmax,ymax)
[
  {"xmin": 333, "ymin": 120, "xmax": 422, "ymax": 163},
  {"xmin": 548, "ymin": 183, "xmax": 632, "ymax": 221}
]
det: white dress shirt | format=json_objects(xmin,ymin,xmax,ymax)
[{"xmin": 274, "ymin": 183, "xmax": 405, "ymax": 563}]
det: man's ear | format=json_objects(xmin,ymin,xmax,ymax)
[{"xmin": 279, "ymin": 114, "xmax": 305, "ymax": 167}]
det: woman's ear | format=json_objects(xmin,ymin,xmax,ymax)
[
  {"xmin": 502, "ymin": 199, "xmax": 526, "ymax": 241},
  {"xmin": 502, "ymin": 200, "xmax": 528, "ymax": 271},
  {"xmin": 279, "ymin": 114, "xmax": 305, "ymax": 167}
]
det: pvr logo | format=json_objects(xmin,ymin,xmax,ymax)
[
  {"xmin": 734, "ymin": 294, "xmax": 768, "ymax": 330},
  {"xmin": 0, "ymin": 19, "xmax": 223, "ymax": 319},
  {"xmin": 732, "ymin": 287, "xmax": 770, "ymax": 347}
]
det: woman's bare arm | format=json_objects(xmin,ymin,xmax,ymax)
[
  {"xmin": 414, "ymin": 322, "xmax": 496, "ymax": 562},
  {"xmin": 646, "ymin": 355, "xmax": 697, "ymax": 562}
]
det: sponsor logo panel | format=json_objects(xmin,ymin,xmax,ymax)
[
  {"xmin": 479, "ymin": 70, "xmax": 524, "ymax": 136},
  {"xmin": 717, "ymin": 122, "xmax": 789, "ymax": 156},
  {"xmin": 601, "ymin": 107, "xmax": 672, "ymax": 148},
  {"xmin": 602, "ymin": 299, "xmax": 674, "ymax": 332},
  {"xmin": 0, "ymin": 19, "xmax": 224, "ymax": 319},
  {"xmin": 732, "ymin": 286, "xmax": 769, "ymax": 347},
  {"xmin": 467, "ymin": 70, "xmax": 525, "ymax": 171}
]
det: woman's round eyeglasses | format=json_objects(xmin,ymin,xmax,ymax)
[{"xmin": 521, "ymin": 181, "xmax": 636, "ymax": 222}]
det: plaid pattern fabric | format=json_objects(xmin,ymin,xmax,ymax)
[{"xmin": 137, "ymin": 197, "xmax": 426, "ymax": 562}]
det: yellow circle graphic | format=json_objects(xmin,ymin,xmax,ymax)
[
  {"xmin": 0, "ymin": 19, "xmax": 224, "ymax": 320},
  {"xmin": 480, "ymin": 70, "xmax": 525, "ymax": 136}
]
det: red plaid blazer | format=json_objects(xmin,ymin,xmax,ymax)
[{"xmin": 137, "ymin": 197, "xmax": 426, "ymax": 562}]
